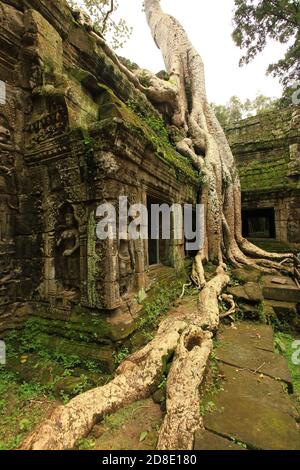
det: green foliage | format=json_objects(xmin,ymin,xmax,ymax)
[
  {"xmin": 113, "ymin": 346, "xmax": 130, "ymax": 366},
  {"xmin": 73, "ymin": 374, "xmax": 90, "ymax": 394},
  {"xmin": 212, "ymin": 96, "xmax": 243, "ymax": 127},
  {"xmin": 143, "ymin": 115, "xmax": 170, "ymax": 147},
  {"xmin": 68, "ymin": 0, "xmax": 132, "ymax": 49},
  {"xmin": 0, "ymin": 314, "xmax": 112, "ymax": 449},
  {"xmin": 229, "ymin": 437, "xmax": 248, "ymax": 449},
  {"xmin": 268, "ymin": 310, "xmax": 295, "ymax": 333},
  {"xmin": 158, "ymin": 374, "xmax": 167, "ymax": 390},
  {"xmin": 232, "ymin": 0, "xmax": 300, "ymax": 87},
  {"xmin": 211, "ymin": 94, "xmax": 279, "ymax": 128},
  {"xmin": 276, "ymin": 84, "xmax": 300, "ymax": 108},
  {"xmin": 138, "ymin": 283, "xmax": 180, "ymax": 331},
  {"xmin": 258, "ymin": 303, "xmax": 267, "ymax": 324},
  {"xmin": 5, "ymin": 318, "xmax": 103, "ymax": 374},
  {"xmin": 6, "ymin": 318, "xmax": 43, "ymax": 356},
  {"xmin": 0, "ymin": 367, "xmax": 55, "ymax": 450},
  {"xmin": 156, "ymin": 70, "xmax": 170, "ymax": 81},
  {"xmin": 199, "ymin": 400, "xmax": 216, "ymax": 416},
  {"xmin": 127, "ymin": 99, "xmax": 170, "ymax": 147},
  {"xmin": 199, "ymin": 352, "xmax": 224, "ymax": 417},
  {"xmin": 113, "ymin": 96, "xmax": 199, "ymax": 184},
  {"xmin": 118, "ymin": 56, "xmax": 139, "ymax": 71},
  {"xmin": 137, "ymin": 71, "xmax": 152, "ymax": 88},
  {"xmin": 274, "ymin": 331, "xmax": 300, "ymax": 394},
  {"xmin": 86, "ymin": 359, "xmax": 103, "ymax": 373},
  {"xmin": 76, "ymin": 437, "xmax": 96, "ymax": 450}
]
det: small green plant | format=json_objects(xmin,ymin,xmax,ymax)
[
  {"xmin": 257, "ymin": 303, "xmax": 267, "ymax": 324},
  {"xmin": 229, "ymin": 436, "xmax": 247, "ymax": 449},
  {"xmin": 127, "ymin": 99, "xmax": 171, "ymax": 148},
  {"xmin": 73, "ymin": 375, "xmax": 90, "ymax": 395},
  {"xmin": 138, "ymin": 72, "xmax": 151, "ymax": 88},
  {"xmin": 199, "ymin": 400, "xmax": 216, "ymax": 416},
  {"xmin": 18, "ymin": 382, "xmax": 46, "ymax": 401},
  {"xmin": 19, "ymin": 419, "xmax": 30, "ymax": 432},
  {"xmin": 138, "ymin": 280, "xmax": 183, "ymax": 332},
  {"xmin": 59, "ymin": 390, "xmax": 71, "ymax": 405},
  {"xmin": 113, "ymin": 347, "xmax": 130, "ymax": 366},
  {"xmin": 53, "ymin": 352, "xmax": 81, "ymax": 369},
  {"xmin": 158, "ymin": 375, "xmax": 167, "ymax": 390},
  {"xmin": 143, "ymin": 115, "xmax": 170, "ymax": 147},
  {"xmin": 199, "ymin": 350, "xmax": 224, "ymax": 417},
  {"xmin": 0, "ymin": 367, "xmax": 56, "ymax": 450},
  {"xmin": 86, "ymin": 360, "xmax": 101, "ymax": 373},
  {"xmin": 76, "ymin": 437, "xmax": 95, "ymax": 450},
  {"xmin": 268, "ymin": 314, "xmax": 291, "ymax": 333}
]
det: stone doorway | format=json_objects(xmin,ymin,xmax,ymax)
[{"xmin": 242, "ymin": 208, "xmax": 276, "ymax": 239}]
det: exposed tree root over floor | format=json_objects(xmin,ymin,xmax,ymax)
[{"xmin": 22, "ymin": 0, "xmax": 294, "ymax": 450}]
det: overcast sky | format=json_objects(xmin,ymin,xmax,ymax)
[{"xmin": 114, "ymin": 0, "xmax": 287, "ymax": 105}]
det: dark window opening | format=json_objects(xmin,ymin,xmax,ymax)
[
  {"xmin": 185, "ymin": 207, "xmax": 198, "ymax": 258},
  {"xmin": 147, "ymin": 196, "xmax": 170, "ymax": 266},
  {"xmin": 242, "ymin": 208, "xmax": 276, "ymax": 239}
]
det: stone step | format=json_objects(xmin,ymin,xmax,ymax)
[
  {"xmin": 262, "ymin": 275, "xmax": 300, "ymax": 303},
  {"xmin": 263, "ymin": 299, "xmax": 300, "ymax": 331},
  {"xmin": 34, "ymin": 333, "xmax": 115, "ymax": 372},
  {"xmin": 218, "ymin": 322, "xmax": 274, "ymax": 352},
  {"xmin": 248, "ymin": 238, "xmax": 298, "ymax": 254}
]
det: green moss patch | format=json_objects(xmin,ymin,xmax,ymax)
[
  {"xmin": 0, "ymin": 368, "xmax": 56, "ymax": 450},
  {"xmin": 239, "ymin": 157, "xmax": 293, "ymax": 191},
  {"xmin": 95, "ymin": 85, "xmax": 199, "ymax": 184}
]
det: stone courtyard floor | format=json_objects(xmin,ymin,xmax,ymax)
[
  {"xmin": 195, "ymin": 322, "xmax": 300, "ymax": 450},
  {"xmin": 76, "ymin": 314, "xmax": 300, "ymax": 451}
]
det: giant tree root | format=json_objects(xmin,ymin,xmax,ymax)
[
  {"xmin": 157, "ymin": 326, "xmax": 212, "ymax": 450},
  {"xmin": 22, "ymin": 317, "xmax": 186, "ymax": 450},
  {"xmin": 22, "ymin": 266, "xmax": 229, "ymax": 451}
]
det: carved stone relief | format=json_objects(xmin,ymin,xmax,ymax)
[{"xmin": 55, "ymin": 205, "xmax": 80, "ymax": 300}]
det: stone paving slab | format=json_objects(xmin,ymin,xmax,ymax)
[
  {"xmin": 219, "ymin": 322, "xmax": 274, "ymax": 352},
  {"xmin": 216, "ymin": 338, "xmax": 292, "ymax": 390},
  {"xmin": 194, "ymin": 429, "xmax": 244, "ymax": 450},
  {"xmin": 204, "ymin": 363, "xmax": 300, "ymax": 450},
  {"xmin": 218, "ymin": 363, "xmax": 297, "ymax": 418}
]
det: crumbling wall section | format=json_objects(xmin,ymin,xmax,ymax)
[
  {"xmin": 226, "ymin": 107, "xmax": 300, "ymax": 243},
  {"xmin": 0, "ymin": 0, "xmax": 198, "ymax": 335}
]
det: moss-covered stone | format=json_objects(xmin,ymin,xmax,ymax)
[
  {"xmin": 34, "ymin": 333, "xmax": 114, "ymax": 372},
  {"xmin": 232, "ymin": 266, "xmax": 262, "ymax": 284},
  {"xmin": 204, "ymin": 363, "xmax": 300, "ymax": 450},
  {"xmin": 227, "ymin": 106, "xmax": 300, "ymax": 192},
  {"xmin": 53, "ymin": 376, "xmax": 87, "ymax": 398},
  {"xmin": 96, "ymin": 85, "xmax": 199, "ymax": 184}
]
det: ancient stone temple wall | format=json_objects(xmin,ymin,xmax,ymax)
[
  {"xmin": 226, "ymin": 107, "xmax": 300, "ymax": 245},
  {"xmin": 0, "ymin": 0, "xmax": 199, "ymax": 333},
  {"xmin": 0, "ymin": 1, "xmax": 28, "ymax": 325}
]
